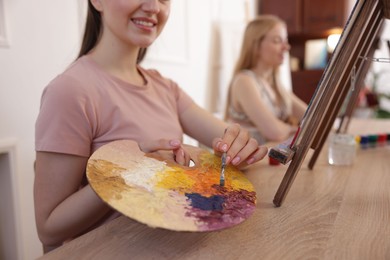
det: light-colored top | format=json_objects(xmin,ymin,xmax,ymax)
[
  {"xmin": 35, "ymin": 55, "xmax": 194, "ymax": 157},
  {"xmin": 227, "ymin": 70, "xmax": 287, "ymax": 144}
]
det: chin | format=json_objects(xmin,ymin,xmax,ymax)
[
  {"xmin": 133, "ymin": 38, "xmax": 155, "ymax": 48},
  {"xmin": 138, "ymin": 41, "xmax": 153, "ymax": 48}
]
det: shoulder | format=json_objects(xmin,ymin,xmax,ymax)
[
  {"xmin": 43, "ymin": 58, "xmax": 99, "ymax": 97},
  {"xmin": 43, "ymin": 75, "xmax": 86, "ymax": 104},
  {"xmin": 232, "ymin": 70, "xmax": 258, "ymax": 91},
  {"xmin": 40, "ymin": 65, "xmax": 99, "ymax": 111}
]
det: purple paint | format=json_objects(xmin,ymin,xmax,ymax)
[{"xmin": 184, "ymin": 188, "xmax": 256, "ymax": 231}]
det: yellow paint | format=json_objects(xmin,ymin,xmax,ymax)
[
  {"xmin": 87, "ymin": 140, "xmax": 256, "ymax": 231},
  {"xmin": 155, "ymin": 151, "xmax": 254, "ymax": 195}
]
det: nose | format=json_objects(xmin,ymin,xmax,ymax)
[{"xmin": 142, "ymin": 0, "xmax": 160, "ymax": 13}]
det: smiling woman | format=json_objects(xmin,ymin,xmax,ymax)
[
  {"xmin": 33, "ymin": 0, "xmax": 266, "ymax": 253},
  {"xmin": 0, "ymin": 0, "xmax": 258, "ymax": 258}
]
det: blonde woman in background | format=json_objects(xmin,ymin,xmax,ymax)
[{"xmin": 225, "ymin": 15, "xmax": 307, "ymax": 144}]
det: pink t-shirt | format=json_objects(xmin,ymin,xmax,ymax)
[{"xmin": 35, "ymin": 55, "xmax": 194, "ymax": 157}]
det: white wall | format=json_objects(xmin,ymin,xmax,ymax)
[
  {"xmin": 0, "ymin": 0, "xmax": 83, "ymax": 259},
  {"xmin": 0, "ymin": 0, "xmax": 254, "ymax": 259},
  {"xmin": 143, "ymin": 0, "xmax": 256, "ymax": 114}
]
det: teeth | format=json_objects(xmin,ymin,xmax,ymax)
[{"xmin": 133, "ymin": 20, "xmax": 154, "ymax": 27}]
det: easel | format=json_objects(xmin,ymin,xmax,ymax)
[{"xmin": 269, "ymin": 0, "xmax": 389, "ymax": 207}]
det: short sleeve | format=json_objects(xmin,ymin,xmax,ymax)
[
  {"xmin": 35, "ymin": 75, "xmax": 95, "ymax": 157},
  {"xmin": 145, "ymin": 68, "xmax": 194, "ymax": 115}
]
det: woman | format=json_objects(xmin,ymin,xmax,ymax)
[
  {"xmin": 34, "ymin": 0, "xmax": 268, "ymax": 252},
  {"xmin": 225, "ymin": 15, "xmax": 307, "ymax": 144}
]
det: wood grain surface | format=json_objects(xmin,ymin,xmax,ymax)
[{"xmin": 39, "ymin": 118, "xmax": 390, "ymax": 260}]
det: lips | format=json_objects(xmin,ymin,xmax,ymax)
[{"xmin": 132, "ymin": 18, "xmax": 156, "ymax": 28}]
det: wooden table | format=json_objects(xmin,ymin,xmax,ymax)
[{"xmin": 40, "ymin": 119, "xmax": 390, "ymax": 260}]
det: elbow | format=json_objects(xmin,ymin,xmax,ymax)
[
  {"xmin": 37, "ymin": 233, "xmax": 62, "ymax": 251},
  {"xmin": 36, "ymin": 224, "xmax": 65, "ymax": 251}
]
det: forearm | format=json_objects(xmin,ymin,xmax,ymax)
[
  {"xmin": 180, "ymin": 103, "xmax": 227, "ymax": 147},
  {"xmin": 38, "ymin": 184, "xmax": 112, "ymax": 246},
  {"xmin": 34, "ymin": 151, "xmax": 114, "ymax": 247},
  {"xmin": 291, "ymin": 93, "xmax": 308, "ymax": 119},
  {"xmin": 256, "ymin": 120, "xmax": 296, "ymax": 142}
]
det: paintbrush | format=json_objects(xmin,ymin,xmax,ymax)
[
  {"xmin": 220, "ymin": 152, "xmax": 227, "ymax": 186},
  {"xmin": 268, "ymin": 133, "xmax": 297, "ymax": 165}
]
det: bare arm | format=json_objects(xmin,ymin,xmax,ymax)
[
  {"xmin": 179, "ymin": 103, "xmax": 268, "ymax": 167},
  {"xmin": 34, "ymin": 139, "xmax": 199, "ymax": 249},
  {"xmin": 231, "ymin": 73, "xmax": 296, "ymax": 142},
  {"xmin": 291, "ymin": 92, "xmax": 308, "ymax": 120},
  {"xmin": 180, "ymin": 103, "xmax": 228, "ymax": 147},
  {"xmin": 34, "ymin": 152, "xmax": 113, "ymax": 248}
]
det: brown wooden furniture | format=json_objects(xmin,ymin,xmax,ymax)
[
  {"xmin": 259, "ymin": 0, "xmax": 303, "ymax": 34},
  {"xmin": 38, "ymin": 118, "xmax": 390, "ymax": 260},
  {"xmin": 290, "ymin": 69, "xmax": 324, "ymax": 104},
  {"xmin": 270, "ymin": 0, "xmax": 387, "ymax": 207},
  {"xmin": 259, "ymin": 0, "xmax": 355, "ymax": 104},
  {"xmin": 259, "ymin": 0, "xmax": 354, "ymax": 35}
]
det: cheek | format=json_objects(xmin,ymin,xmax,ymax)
[
  {"xmin": 158, "ymin": 8, "xmax": 170, "ymax": 27},
  {"xmin": 103, "ymin": 3, "xmax": 129, "ymax": 26},
  {"xmin": 260, "ymin": 46, "xmax": 282, "ymax": 65},
  {"xmin": 260, "ymin": 45, "xmax": 275, "ymax": 61},
  {"xmin": 153, "ymin": 9, "xmax": 170, "ymax": 38}
]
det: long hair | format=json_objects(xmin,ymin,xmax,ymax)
[
  {"xmin": 225, "ymin": 15, "xmax": 291, "ymax": 119},
  {"xmin": 77, "ymin": 1, "xmax": 147, "ymax": 63}
]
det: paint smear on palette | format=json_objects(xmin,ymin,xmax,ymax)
[{"xmin": 87, "ymin": 140, "xmax": 256, "ymax": 232}]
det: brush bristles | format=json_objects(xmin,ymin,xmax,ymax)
[{"xmin": 268, "ymin": 145, "xmax": 295, "ymax": 165}]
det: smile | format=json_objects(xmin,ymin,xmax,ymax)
[{"xmin": 132, "ymin": 19, "xmax": 156, "ymax": 28}]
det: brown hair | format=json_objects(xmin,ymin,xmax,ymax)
[{"xmin": 77, "ymin": 1, "xmax": 147, "ymax": 63}]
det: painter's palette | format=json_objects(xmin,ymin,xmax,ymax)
[{"xmin": 87, "ymin": 140, "xmax": 256, "ymax": 232}]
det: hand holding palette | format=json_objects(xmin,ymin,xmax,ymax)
[{"xmin": 87, "ymin": 140, "xmax": 256, "ymax": 232}]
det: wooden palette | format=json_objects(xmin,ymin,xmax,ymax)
[{"xmin": 87, "ymin": 140, "xmax": 256, "ymax": 232}]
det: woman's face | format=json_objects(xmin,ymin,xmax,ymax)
[
  {"xmin": 257, "ymin": 23, "xmax": 290, "ymax": 68},
  {"xmin": 92, "ymin": 0, "xmax": 171, "ymax": 48}
]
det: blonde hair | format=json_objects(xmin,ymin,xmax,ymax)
[{"xmin": 224, "ymin": 15, "xmax": 292, "ymax": 120}]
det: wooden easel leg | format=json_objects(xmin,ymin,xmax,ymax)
[{"xmin": 273, "ymin": 143, "xmax": 311, "ymax": 207}]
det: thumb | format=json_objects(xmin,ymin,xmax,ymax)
[{"xmin": 139, "ymin": 139, "xmax": 181, "ymax": 153}]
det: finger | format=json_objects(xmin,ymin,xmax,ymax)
[
  {"xmin": 139, "ymin": 139, "xmax": 181, "ymax": 153},
  {"xmin": 213, "ymin": 125, "xmax": 250, "ymax": 164},
  {"xmin": 213, "ymin": 124, "xmax": 244, "ymax": 161},
  {"xmin": 224, "ymin": 127, "xmax": 250, "ymax": 164},
  {"xmin": 229, "ymin": 137, "xmax": 259, "ymax": 166},
  {"xmin": 220, "ymin": 124, "xmax": 242, "ymax": 152},
  {"xmin": 212, "ymin": 137, "xmax": 224, "ymax": 156},
  {"xmin": 173, "ymin": 148, "xmax": 187, "ymax": 166},
  {"xmin": 182, "ymin": 144, "xmax": 200, "ymax": 166},
  {"xmin": 236, "ymin": 145, "xmax": 268, "ymax": 169}
]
